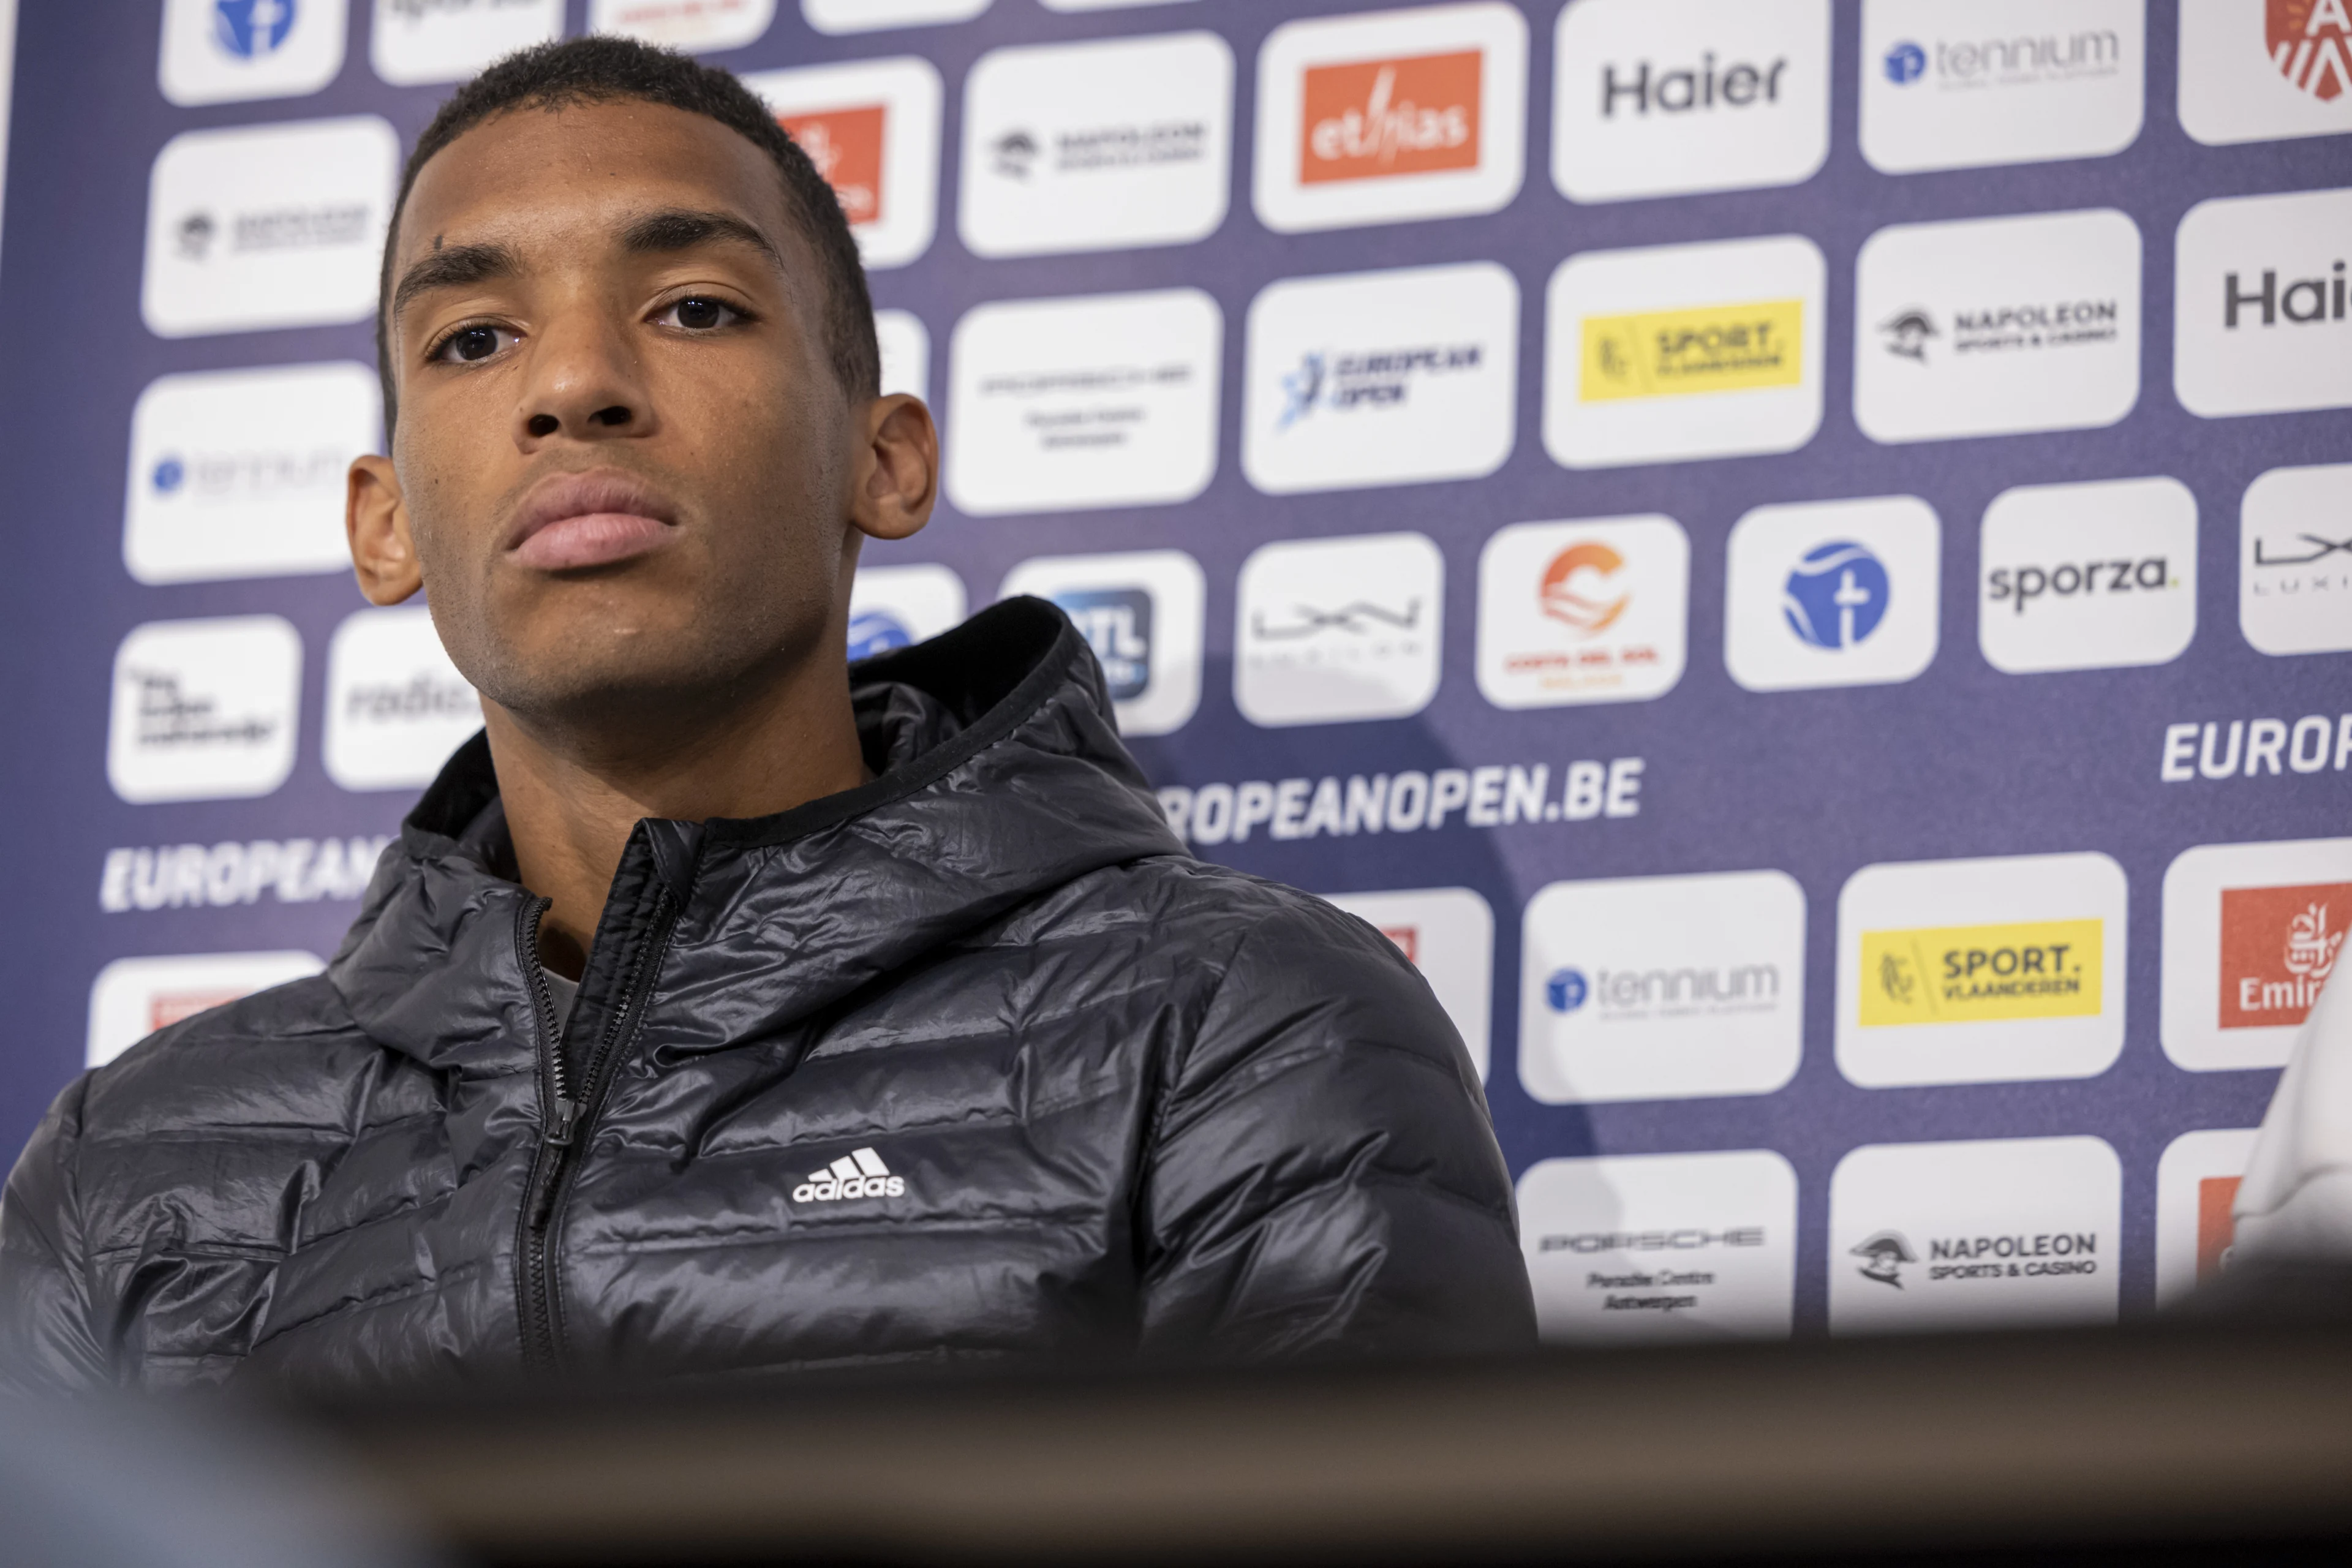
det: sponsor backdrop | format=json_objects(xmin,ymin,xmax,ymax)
[{"xmin": 0, "ymin": 0, "xmax": 2346, "ymax": 1340}]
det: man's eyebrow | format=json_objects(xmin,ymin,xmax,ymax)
[
  {"xmin": 390, "ymin": 241, "xmax": 522, "ymax": 321},
  {"xmin": 620, "ymin": 208, "xmax": 786, "ymax": 269}
]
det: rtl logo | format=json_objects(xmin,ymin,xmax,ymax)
[
  {"xmin": 778, "ymin": 105, "xmax": 886, "ymax": 225},
  {"xmin": 2219, "ymin": 881, "xmax": 2350, "ymax": 1028},
  {"xmin": 1300, "ymin": 50, "xmax": 1480, "ymax": 184},
  {"xmin": 2270, "ymin": 0, "xmax": 2352, "ymax": 101}
]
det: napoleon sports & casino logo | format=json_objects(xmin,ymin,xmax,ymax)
[
  {"xmin": 777, "ymin": 104, "xmax": 886, "ymax": 227},
  {"xmin": 2220, "ymin": 881, "xmax": 2348, "ymax": 1029},
  {"xmin": 1860, "ymin": 919, "xmax": 2104, "ymax": 1027},
  {"xmin": 1299, "ymin": 49, "xmax": 1481, "ymax": 184},
  {"xmin": 2269, "ymin": 0, "xmax": 2352, "ymax": 100}
]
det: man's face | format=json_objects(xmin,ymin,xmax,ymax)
[{"xmin": 364, "ymin": 100, "xmax": 881, "ymax": 726}]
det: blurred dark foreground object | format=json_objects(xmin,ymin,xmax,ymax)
[{"xmin": 269, "ymin": 1276, "xmax": 2352, "ymax": 1568}]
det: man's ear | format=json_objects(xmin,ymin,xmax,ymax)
[
  {"xmin": 849, "ymin": 394, "xmax": 938, "ymax": 544},
  {"xmin": 347, "ymin": 454, "xmax": 423, "ymax": 605}
]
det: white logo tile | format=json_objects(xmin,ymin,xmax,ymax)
[
  {"xmin": 1321, "ymin": 886, "xmax": 1494, "ymax": 1079},
  {"xmin": 1519, "ymin": 1150, "xmax": 1797, "ymax": 1343},
  {"xmin": 802, "ymin": 0, "xmax": 990, "ymax": 31},
  {"xmin": 2161, "ymin": 837, "xmax": 2352, "ymax": 1071},
  {"xmin": 946, "ymin": 290, "xmax": 1221, "ymax": 516},
  {"xmin": 143, "ymin": 116, "xmax": 399, "ymax": 339},
  {"xmin": 109, "ymin": 616, "xmax": 303, "ymax": 804},
  {"xmin": 161, "ymin": 0, "xmax": 346, "ymax": 106},
  {"xmin": 1235, "ymin": 533, "xmax": 1444, "ymax": 727},
  {"xmin": 873, "ymin": 309, "xmax": 930, "ymax": 402},
  {"xmin": 1253, "ymin": 2, "xmax": 1528, "ymax": 233},
  {"xmin": 1855, "ymin": 208, "xmax": 2142, "ymax": 445},
  {"xmin": 1543, "ymin": 233, "xmax": 1825, "ymax": 470},
  {"xmin": 2176, "ymin": 187, "xmax": 2352, "ymax": 419},
  {"xmin": 590, "ymin": 0, "xmax": 774, "ymax": 51},
  {"xmin": 1551, "ymin": 0, "xmax": 1830, "ymax": 203},
  {"xmin": 371, "ymin": 0, "xmax": 563, "ymax": 86},
  {"xmin": 323, "ymin": 608, "xmax": 482, "ymax": 793},
  {"xmin": 848, "ymin": 563, "xmax": 967, "ymax": 660},
  {"xmin": 1980, "ymin": 477, "xmax": 2198, "ymax": 675},
  {"xmin": 999, "ymin": 549, "xmax": 1205, "ymax": 737},
  {"xmin": 1836, "ymin": 853, "xmax": 2129, "ymax": 1089},
  {"xmin": 1242, "ymin": 262, "xmax": 1517, "ymax": 495},
  {"xmin": 1830, "ymin": 1136, "xmax": 2122, "ymax": 1335},
  {"xmin": 1725, "ymin": 494, "xmax": 1941, "ymax": 693},
  {"xmin": 2241, "ymin": 462, "xmax": 2352, "ymax": 655},
  {"xmin": 1860, "ymin": 0, "xmax": 2144, "ymax": 173},
  {"xmin": 1477, "ymin": 514, "xmax": 1689, "ymax": 710},
  {"xmin": 960, "ymin": 32, "xmax": 1232, "ymax": 258},
  {"xmin": 125, "ymin": 362, "xmax": 380, "ymax": 586},
  {"xmin": 2180, "ymin": 0, "xmax": 2352, "ymax": 148},
  {"xmin": 1518, "ymin": 870, "xmax": 1806, "ymax": 1105},
  {"xmin": 2155, "ymin": 1128, "xmax": 2261, "ymax": 1307},
  {"xmin": 86, "ymin": 951, "xmax": 325, "ymax": 1069},
  {"xmin": 745, "ymin": 57, "xmax": 943, "ymax": 271}
]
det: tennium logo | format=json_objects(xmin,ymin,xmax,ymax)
[{"xmin": 1860, "ymin": 919, "xmax": 2103, "ymax": 1027}]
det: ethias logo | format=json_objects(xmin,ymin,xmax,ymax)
[{"xmin": 1300, "ymin": 51, "xmax": 1480, "ymax": 184}]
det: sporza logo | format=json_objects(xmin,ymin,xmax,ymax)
[
  {"xmin": 1978, "ymin": 475, "xmax": 2198, "ymax": 676},
  {"xmin": 792, "ymin": 1148, "xmax": 906, "ymax": 1203},
  {"xmin": 1782, "ymin": 541, "xmax": 1888, "ymax": 650}
]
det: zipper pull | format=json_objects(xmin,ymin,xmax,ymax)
[{"xmin": 545, "ymin": 1095, "xmax": 581, "ymax": 1148}]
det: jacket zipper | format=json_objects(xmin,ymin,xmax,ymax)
[{"xmin": 514, "ymin": 889, "xmax": 677, "ymax": 1374}]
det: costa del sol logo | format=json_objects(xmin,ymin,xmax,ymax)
[
  {"xmin": 2271, "ymin": 0, "xmax": 2352, "ymax": 99},
  {"xmin": 1540, "ymin": 542, "xmax": 1629, "ymax": 635},
  {"xmin": 1480, "ymin": 516, "xmax": 1688, "ymax": 709},
  {"xmin": 1300, "ymin": 51, "xmax": 1481, "ymax": 184},
  {"xmin": 2220, "ymin": 881, "xmax": 2350, "ymax": 1028}
]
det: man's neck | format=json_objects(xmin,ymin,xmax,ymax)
[{"xmin": 484, "ymin": 658, "xmax": 871, "ymax": 979}]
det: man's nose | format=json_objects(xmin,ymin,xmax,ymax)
[{"xmin": 517, "ymin": 310, "xmax": 655, "ymax": 443}]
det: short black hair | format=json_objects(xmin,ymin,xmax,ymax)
[{"xmin": 375, "ymin": 35, "xmax": 880, "ymax": 433}]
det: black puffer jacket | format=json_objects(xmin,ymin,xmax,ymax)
[{"xmin": 1, "ymin": 600, "xmax": 1532, "ymax": 1393}]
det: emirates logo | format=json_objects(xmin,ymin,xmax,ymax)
[{"xmin": 2269, "ymin": 0, "xmax": 2352, "ymax": 101}]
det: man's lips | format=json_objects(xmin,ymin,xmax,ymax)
[{"xmin": 505, "ymin": 470, "xmax": 681, "ymax": 571}]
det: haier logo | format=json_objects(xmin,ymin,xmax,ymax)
[
  {"xmin": 2177, "ymin": 190, "xmax": 2352, "ymax": 418},
  {"xmin": 2220, "ymin": 882, "xmax": 2350, "ymax": 1028},
  {"xmin": 960, "ymin": 34, "xmax": 1232, "ymax": 259},
  {"xmin": 162, "ymin": 0, "xmax": 343, "ymax": 105},
  {"xmin": 214, "ymin": 0, "xmax": 297, "ymax": 58},
  {"xmin": 1551, "ymin": 0, "xmax": 1829, "ymax": 205},
  {"xmin": 1782, "ymin": 542, "xmax": 1887, "ymax": 650},
  {"xmin": 1978, "ymin": 476, "xmax": 2199, "ymax": 676},
  {"xmin": 1254, "ymin": 4, "xmax": 1528, "ymax": 233},
  {"xmin": 1479, "ymin": 515, "xmax": 1689, "ymax": 709},
  {"xmin": 1235, "ymin": 533, "xmax": 1443, "ymax": 727},
  {"xmin": 1859, "ymin": 0, "xmax": 2143, "ymax": 174},
  {"xmin": 1053, "ymin": 589, "xmax": 1153, "ymax": 701},
  {"xmin": 1001, "ymin": 550, "xmax": 1204, "ymax": 738},
  {"xmin": 1518, "ymin": 870, "xmax": 1806, "ymax": 1105},
  {"xmin": 747, "ymin": 59, "xmax": 942, "ymax": 270},
  {"xmin": 2272, "ymin": 0, "xmax": 2352, "ymax": 99}
]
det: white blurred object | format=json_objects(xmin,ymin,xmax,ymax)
[{"xmin": 2234, "ymin": 967, "xmax": 2352, "ymax": 1263}]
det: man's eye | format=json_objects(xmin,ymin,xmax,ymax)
[
  {"xmin": 664, "ymin": 297, "xmax": 740, "ymax": 331},
  {"xmin": 436, "ymin": 325, "xmax": 510, "ymax": 363}
]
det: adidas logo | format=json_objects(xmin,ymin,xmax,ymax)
[{"xmin": 792, "ymin": 1147, "xmax": 907, "ymax": 1203}]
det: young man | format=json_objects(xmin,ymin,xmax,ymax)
[{"xmin": 0, "ymin": 39, "xmax": 1531, "ymax": 1393}]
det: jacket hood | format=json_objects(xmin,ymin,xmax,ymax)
[{"xmin": 328, "ymin": 597, "xmax": 1187, "ymax": 1070}]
